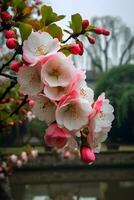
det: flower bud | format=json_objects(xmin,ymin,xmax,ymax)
[
  {"xmin": 1, "ymin": 11, "xmax": 12, "ymax": 22},
  {"xmin": 31, "ymin": 150, "xmax": 38, "ymax": 159},
  {"xmin": 102, "ymin": 29, "xmax": 110, "ymax": 36},
  {"xmin": 94, "ymin": 27, "xmax": 103, "ymax": 34},
  {"xmin": 21, "ymin": 151, "xmax": 28, "ymax": 163},
  {"xmin": 10, "ymin": 154, "xmax": 18, "ymax": 163},
  {"xmin": 6, "ymin": 38, "xmax": 17, "ymax": 49},
  {"xmin": 88, "ymin": 36, "xmax": 96, "ymax": 44},
  {"xmin": 28, "ymin": 99, "xmax": 35, "ymax": 107},
  {"xmin": 5, "ymin": 30, "xmax": 16, "ymax": 39},
  {"xmin": 10, "ymin": 60, "xmax": 21, "ymax": 72},
  {"xmin": 80, "ymin": 146, "xmax": 95, "ymax": 164},
  {"xmin": 16, "ymin": 160, "xmax": 23, "ymax": 168},
  {"xmin": 82, "ymin": 19, "xmax": 89, "ymax": 29},
  {"xmin": 8, "ymin": 121, "xmax": 15, "ymax": 126},
  {"xmin": 69, "ymin": 43, "xmax": 81, "ymax": 55},
  {"xmin": 77, "ymin": 41, "xmax": 84, "ymax": 55},
  {"xmin": 9, "ymin": 98, "xmax": 15, "ymax": 102}
]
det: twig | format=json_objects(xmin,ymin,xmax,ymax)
[
  {"xmin": 0, "ymin": 72, "xmax": 17, "ymax": 81},
  {"xmin": 10, "ymin": 95, "xmax": 28, "ymax": 117},
  {"xmin": 61, "ymin": 35, "xmax": 73, "ymax": 44},
  {"xmin": 0, "ymin": 51, "xmax": 18, "ymax": 73},
  {"xmin": 0, "ymin": 80, "xmax": 17, "ymax": 102}
]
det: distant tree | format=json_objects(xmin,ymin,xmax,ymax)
[
  {"xmin": 95, "ymin": 64, "xmax": 134, "ymax": 144},
  {"xmin": 84, "ymin": 16, "xmax": 134, "ymax": 72}
]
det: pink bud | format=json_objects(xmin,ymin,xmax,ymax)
[
  {"xmin": 31, "ymin": 150, "xmax": 38, "ymax": 159},
  {"xmin": 102, "ymin": 29, "xmax": 110, "ymax": 36},
  {"xmin": 94, "ymin": 27, "xmax": 103, "ymax": 34},
  {"xmin": 28, "ymin": 99, "xmax": 35, "ymax": 107},
  {"xmin": 77, "ymin": 41, "xmax": 84, "ymax": 55},
  {"xmin": 9, "ymin": 98, "xmax": 15, "ymax": 102},
  {"xmin": 80, "ymin": 146, "xmax": 95, "ymax": 164},
  {"xmin": 1, "ymin": 11, "xmax": 12, "ymax": 22},
  {"xmin": 8, "ymin": 121, "xmax": 15, "ymax": 126},
  {"xmin": 1, "ymin": 98, "xmax": 7, "ymax": 103},
  {"xmin": 10, "ymin": 60, "xmax": 21, "ymax": 72},
  {"xmin": 10, "ymin": 154, "xmax": 18, "ymax": 163},
  {"xmin": 6, "ymin": 38, "xmax": 17, "ymax": 49},
  {"xmin": 5, "ymin": 30, "xmax": 16, "ymax": 39},
  {"xmin": 16, "ymin": 160, "xmax": 23, "ymax": 168},
  {"xmin": 21, "ymin": 151, "xmax": 28, "ymax": 163},
  {"xmin": 88, "ymin": 36, "xmax": 96, "ymax": 44},
  {"xmin": 82, "ymin": 19, "xmax": 89, "ymax": 29},
  {"xmin": 69, "ymin": 43, "xmax": 81, "ymax": 55}
]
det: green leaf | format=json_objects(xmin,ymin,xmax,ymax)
[
  {"xmin": 12, "ymin": 0, "xmax": 26, "ymax": 11},
  {"xmin": 47, "ymin": 24, "xmax": 63, "ymax": 40},
  {"xmin": 41, "ymin": 5, "xmax": 53, "ymax": 25},
  {"xmin": 71, "ymin": 13, "xmax": 82, "ymax": 33},
  {"xmin": 41, "ymin": 5, "xmax": 65, "ymax": 26},
  {"xmin": 19, "ymin": 23, "xmax": 32, "ymax": 41}
]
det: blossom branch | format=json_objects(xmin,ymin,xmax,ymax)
[
  {"xmin": 0, "ymin": 51, "xmax": 18, "ymax": 73},
  {"xmin": 10, "ymin": 95, "xmax": 28, "ymax": 117}
]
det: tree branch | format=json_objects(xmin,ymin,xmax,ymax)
[
  {"xmin": 119, "ymin": 37, "xmax": 134, "ymax": 65},
  {"xmin": 85, "ymin": 47, "xmax": 103, "ymax": 71},
  {"xmin": 0, "ymin": 51, "xmax": 18, "ymax": 74},
  {"xmin": 10, "ymin": 95, "xmax": 28, "ymax": 117},
  {"xmin": 0, "ymin": 73, "xmax": 17, "ymax": 81}
]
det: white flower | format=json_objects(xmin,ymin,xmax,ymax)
[
  {"xmin": 17, "ymin": 63, "xmax": 44, "ymax": 97},
  {"xmin": 32, "ymin": 95, "xmax": 56, "ymax": 124},
  {"xmin": 44, "ymin": 85, "xmax": 70, "ymax": 101},
  {"xmin": 87, "ymin": 93, "xmax": 114, "ymax": 153},
  {"xmin": 56, "ymin": 97, "xmax": 92, "ymax": 131},
  {"xmin": 93, "ymin": 98, "xmax": 114, "ymax": 133},
  {"xmin": 78, "ymin": 80, "xmax": 94, "ymax": 103},
  {"xmin": 23, "ymin": 32, "xmax": 60, "ymax": 65},
  {"xmin": 27, "ymin": 111, "xmax": 36, "ymax": 122},
  {"xmin": 41, "ymin": 53, "xmax": 76, "ymax": 87}
]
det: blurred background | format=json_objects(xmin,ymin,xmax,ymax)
[{"xmin": 0, "ymin": 0, "xmax": 134, "ymax": 200}]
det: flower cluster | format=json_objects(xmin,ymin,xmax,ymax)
[{"xmin": 17, "ymin": 31, "xmax": 114, "ymax": 164}]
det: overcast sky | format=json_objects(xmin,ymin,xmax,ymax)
[{"xmin": 49, "ymin": 0, "xmax": 134, "ymax": 29}]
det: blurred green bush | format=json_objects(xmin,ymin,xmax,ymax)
[{"xmin": 95, "ymin": 64, "xmax": 134, "ymax": 144}]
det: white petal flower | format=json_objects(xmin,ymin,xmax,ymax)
[
  {"xmin": 17, "ymin": 63, "xmax": 43, "ymax": 97},
  {"xmin": 41, "ymin": 53, "xmax": 76, "ymax": 87},
  {"xmin": 87, "ymin": 94, "xmax": 114, "ymax": 152},
  {"xmin": 32, "ymin": 95, "xmax": 56, "ymax": 124},
  {"xmin": 44, "ymin": 85, "xmax": 70, "ymax": 101},
  {"xmin": 78, "ymin": 80, "xmax": 94, "ymax": 103},
  {"xmin": 56, "ymin": 98, "xmax": 92, "ymax": 131},
  {"xmin": 23, "ymin": 32, "xmax": 60, "ymax": 65}
]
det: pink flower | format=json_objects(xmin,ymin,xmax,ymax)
[
  {"xmin": 44, "ymin": 123, "xmax": 70, "ymax": 148},
  {"xmin": 23, "ymin": 32, "xmax": 60, "ymax": 65},
  {"xmin": 41, "ymin": 53, "xmax": 76, "ymax": 87},
  {"xmin": 32, "ymin": 95, "xmax": 56, "ymax": 124},
  {"xmin": 17, "ymin": 62, "xmax": 44, "ymax": 97}
]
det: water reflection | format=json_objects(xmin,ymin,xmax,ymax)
[{"xmin": 11, "ymin": 181, "xmax": 134, "ymax": 200}]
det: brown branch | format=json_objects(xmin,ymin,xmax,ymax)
[
  {"xmin": 0, "ymin": 73, "xmax": 17, "ymax": 81},
  {"xmin": 0, "ymin": 51, "xmax": 18, "ymax": 73},
  {"xmin": 10, "ymin": 95, "xmax": 28, "ymax": 117}
]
